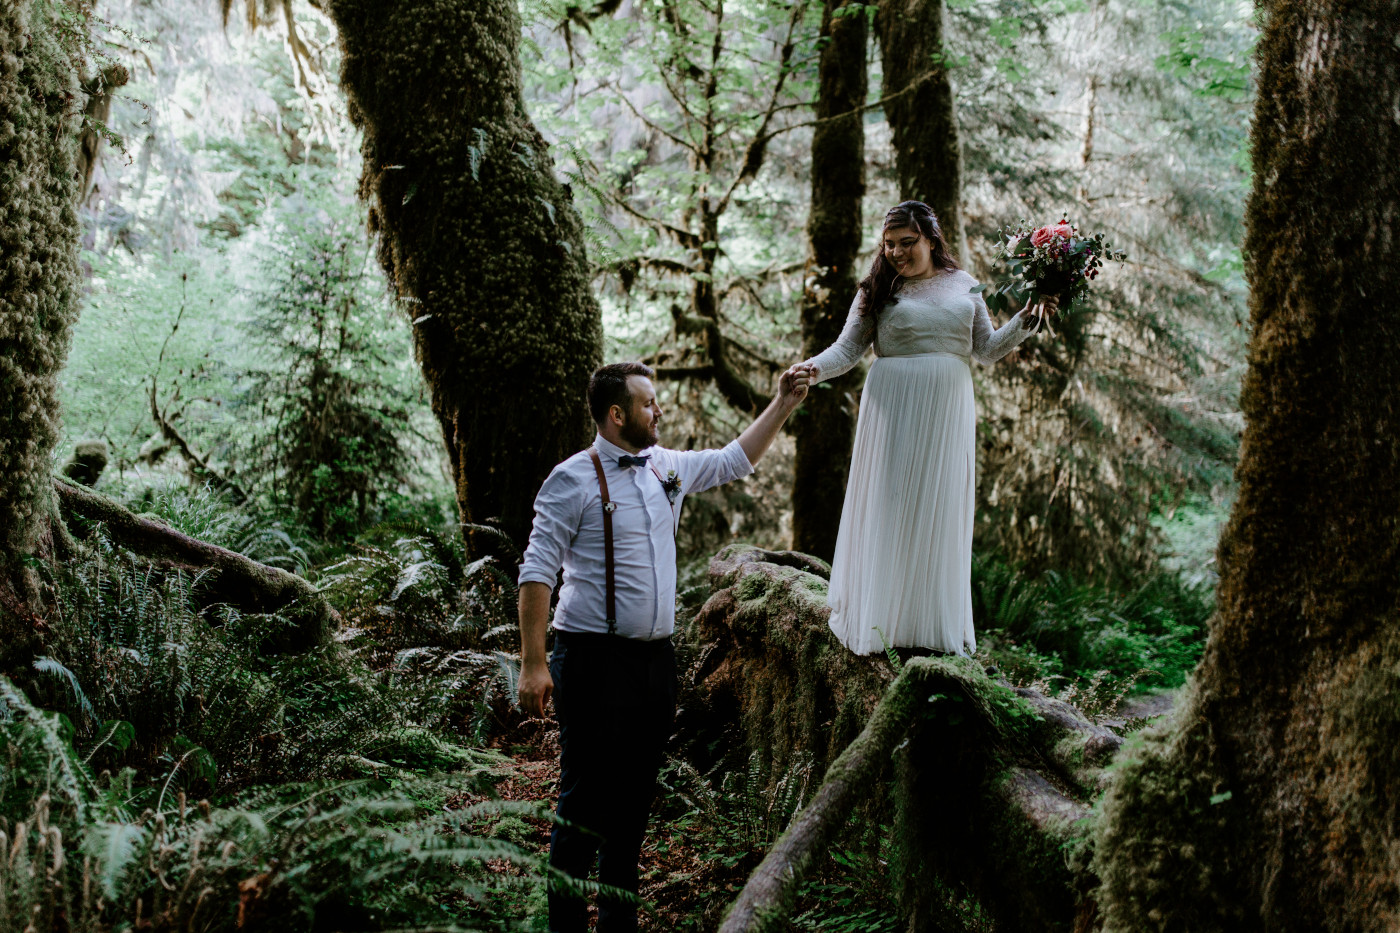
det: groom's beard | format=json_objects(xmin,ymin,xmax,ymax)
[{"xmin": 620, "ymin": 412, "xmax": 658, "ymax": 450}]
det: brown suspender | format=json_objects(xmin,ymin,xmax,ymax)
[
  {"xmin": 587, "ymin": 447, "xmax": 676, "ymax": 637},
  {"xmin": 587, "ymin": 448, "xmax": 618, "ymax": 635}
]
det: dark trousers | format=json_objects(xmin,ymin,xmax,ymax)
[{"xmin": 548, "ymin": 630, "xmax": 677, "ymax": 933}]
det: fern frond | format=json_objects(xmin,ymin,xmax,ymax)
[{"xmin": 32, "ymin": 656, "xmax": 96, "ymax": 726}]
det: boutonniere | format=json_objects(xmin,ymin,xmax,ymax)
[{"xmin": 660, "ymin": 469, "xmax": 682, "ymax": 504}]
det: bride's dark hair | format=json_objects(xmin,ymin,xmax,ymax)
[{"xmin": 857, "ymin": 201, "xmax": 960, "ymax": 318}]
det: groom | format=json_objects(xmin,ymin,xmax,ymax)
[{"xmin": 517, "ymin": 361, "xmax": 809, "ymax": 932}]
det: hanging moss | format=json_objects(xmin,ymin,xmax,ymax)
[
  {"xmin": 0, "ymin": 1, "xmax": 81, "ymax": 562},
  {"xmin": 1092, "ymin": 0, "xmax": 1400, "ymax": 928},
  {"xmin": 326, "ymin": 0, "xmax": 603, "ymax": 552}
]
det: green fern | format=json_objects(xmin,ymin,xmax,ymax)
[{"xmin": 0, "ymin": 675, "xmax": 555, "ymax": 931}]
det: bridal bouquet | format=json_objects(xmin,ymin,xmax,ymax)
[{"xmin": 977, "ymin": 218, "xmax": 1126, "ymax": 334}]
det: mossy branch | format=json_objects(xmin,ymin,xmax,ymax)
[{"xmin": 52, "ymin": 478, "xmax": 336, "ymax": 652}]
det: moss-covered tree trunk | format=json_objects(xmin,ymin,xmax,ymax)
[
  {"xmin": 876, "ymin": 0, "xmax": 964, "ymax": 255},
  {"xmin": 0, "ymin": 1, "xmax": 81, "ymax": 647},
  {"xmin": 326, "ymin": 0, "xmax": 603, "ymax": 554},
  {"xmin": 1093, "ymin": 1, "xmax": 1400, "ymax": 929},
  {"xmin": 791, "ymin": 0, "xmax": 866, "ymax": 561}
]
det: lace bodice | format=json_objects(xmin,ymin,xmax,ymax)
[{"xmin": 803, "ymin": 269, "xmax": 1032, "ymax": 380}]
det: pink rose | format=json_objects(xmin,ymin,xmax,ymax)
[
  {"xmin": 1052, "ymin": 222, "xmax": 1073, "ymax": 239},
  {"xmin": 1030, "ymin": 226, "xmax": 1054, "ymax": 248}
]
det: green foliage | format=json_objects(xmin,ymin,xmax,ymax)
[
  {"xmin": 0, "ymin": 0, "xmax": 81, "ymax": 558},
  {"xmin": 971, "ymin": 551, "xmax": 1212, "ymax": 695},
  {"xmin": 321, "ymin": 525, "xmax": 523, "ymax": 743},
  {"xmin": 660, "ymin": 752, "xmax": 813, "ymax": 869},
  {"xmin": 31, "ymin": 534, "xmax": 498, "ymax": 795},
  {"xmin": 0, "ymin": 680, "xmax": 554, "ymax": 932},
  {"xmin": 1156, "ymin": 27, "xmax": 1254, "ymax": 101},
  {"xmin": 952, "ymin": 0, "xmax": 1252, "ymax": 582},
  {"xmin": 1, "ymin": 477, "xmax": 561, "ymax": 932},
  {"xmin": 234, "ymin": 193, "xmax": 418, "ymax": 538},
  {"xmin": 125, "ymin": 482, "xmax": 311, "ymax": 572}
]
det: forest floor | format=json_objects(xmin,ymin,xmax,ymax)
[
  {"xmin": 1116, "ymin": 688, "xmax": 1179, "ymax": 722},
  {"xmin": 444, "ymin": 684, "xmax": 1183, "ymax": 931},
  {"xmin": 447, "ymin": 719, "xmax": 764, "ymax": 931}
]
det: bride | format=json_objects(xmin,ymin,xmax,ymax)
[{"xmin": 787, "ymin": 201, "xmax": 1055, "ymax": 656}]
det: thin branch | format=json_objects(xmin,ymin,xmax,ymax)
[
  {"xmin": 653, "ymin": 365, "xmax": 716, "ymax": 380},
  {"xmin": 148, "ymin": 380, "xmax": 249, "ymax": 503},
  {"xmin": 717, "ymin": 0, "xmax": 808, "ymax": 210},
  {"xmin": 745, "ymin": 63, "xmax": 955, "ymax": 155},
  {"xmin": 638, "ymin": 256, "xmax": 699, "ymax": 275},
  {"xmin": 604, "ymin": 80, "xmax": 701, "ymax": 154},
  {"xmin": 724, "ymin": 335, "xmax": 784, "ymax": 372},
  {"xmin": 608, "ymin": 195, "xmax": 703, "ymax": 249},
  {"xmin": 657, "ymin": 59, "xmax": 702, "ymax": 133}
]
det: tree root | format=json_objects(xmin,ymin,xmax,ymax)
[{"xmin": 52, "ymin": 478, "xmax": 336, "ymax": 652}]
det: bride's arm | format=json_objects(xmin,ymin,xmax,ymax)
[
  {"xmin": 971, "ymin": 290, "xmax": 1040, "ymax": 364},
  {"xmin": 799, "ymin": 291, "xmax": 876, "ymax": 382}
]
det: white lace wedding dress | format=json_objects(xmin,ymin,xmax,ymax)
[{"xmin": 803, "ymin": 269, "xmax": 1033, "ymax": 656}]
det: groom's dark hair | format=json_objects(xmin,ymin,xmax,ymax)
[{"xmin": 588, "ymin": 362, "xmax": 656, "ymax": 424}]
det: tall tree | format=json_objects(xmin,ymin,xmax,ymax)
[
  {"xmin": 1094, "ymin": 0, "xmax": 1400, "ymax": 927},
  {"xmin": 876, "ymin": 0, "xmax": 964, "ymax": 254},
  {"xmin": 532, "ymin": 0, "xmax": 819, "ymax": 421},
  {"xmin": 326, "ymin": 0, "xmax": 604, "ymax": 552},
  {"xmin": 791, "ymin": 0, "xmax": 867, "ymax": 560},
  {"xmin": 0, "ymin": 1, "xmax": 81, "ymax": 619}
]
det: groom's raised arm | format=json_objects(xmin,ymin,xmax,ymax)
[
  {"xmin": 670, "ymin": 368, "xmax": 810, "ymax": 495},
  {"xmin": 736, "ymin": 367, "xmax": 808, "ymax": 464}
]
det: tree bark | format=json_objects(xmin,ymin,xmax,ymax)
[
  {"xmin": 876, "ymin": 0, "xmax": 964, "ymax": 255},
  {"xmin": 719, "ymin": 659, "xmax": 933, "ymax": 933},
  {"xmin": 0, "ymin": 1, "xmax": 81, "ymax": 630},
  {"xmin": 326, "ymin": 0, "xmax": 603, "ymax": 555},
  {"xmin": 1092, "ymin": 1, "xmax": 1400, "ymax": 929},
  {"xmin": 791, "ymin": 0, "xmax": 866, "ymax": 561}
]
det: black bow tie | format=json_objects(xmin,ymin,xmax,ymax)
[{"xmin": 618, "ymin": 454, "xmax": 651, "ymax": 468}]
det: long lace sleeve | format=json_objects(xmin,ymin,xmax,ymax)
[
  {"xmin": 971, "ymin": 291, "xmax": 1032, "ymax": 364},
  {"xmin": 802, "ymin": 291, "xmax": 875, "ymax": 382}
]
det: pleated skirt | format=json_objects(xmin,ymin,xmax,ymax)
[{"xmin": 826, "ymin": 352, "xmax": 977, "ymax": 656}]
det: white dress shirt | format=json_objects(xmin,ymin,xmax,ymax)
[{"xmin": 518, "ymin": 434, "xmax": 754, "ymax": 640}]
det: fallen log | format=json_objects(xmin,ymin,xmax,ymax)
[
  {"xmin": 718, "ymin": 658, "xmax": 936, "ymax": 933},
  {"xmin": 695, "ymin": 545, "xmax": 1112, "ymax": 932},
  {"xmin": 53, "ymin": 478, "xmax": 336, "ymax": 652}
]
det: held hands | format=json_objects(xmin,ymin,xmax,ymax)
[
  {"xmin": 779, "ymin": 363, "xmax": 817, "ymax": 407},
  {"xmin": 517, "ymin": 661, "xmax": 554, "ymax": 718}
]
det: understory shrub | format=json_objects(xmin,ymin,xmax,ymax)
[
  {"xmin": 971, "ymin": 552, "xmax": 1213, "ymax": 696},
  {"xmin": 0, "ymin": 679, "xmax": 551, "ymax": 932},
  {"xmin": 29, "ymin": 540, "xmax": 494, "ymax": 795}
]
